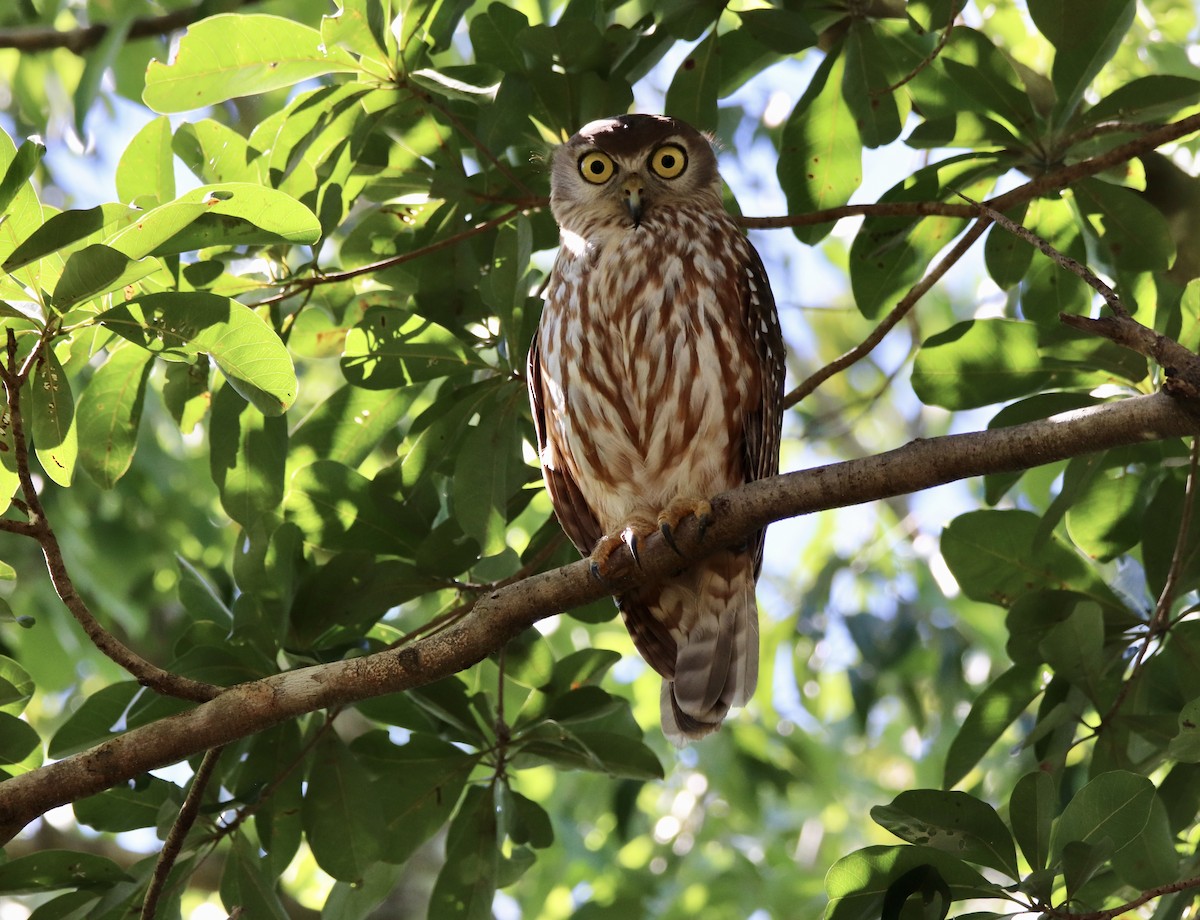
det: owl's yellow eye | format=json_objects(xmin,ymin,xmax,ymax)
[
  {"xmin": 649, "ymin": 144, "xmax": 687, "ymax": 179},
  {"xmin": 578, "ymin": 151, "xmax": 616, "ymax": 184}
]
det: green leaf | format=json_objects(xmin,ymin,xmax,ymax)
[
  {"xmin": 351, "ymin": 732, "xmax": 479, "ymax": 865},
  {"xmin": 1028, "ymin": 0, "xmax": 1136, "ymax": 126},
  {"xmin": 0, "ymin": 711, "xmax": 40, "ymax": 766},
  {"xmin": 340, "ymin": 307, "xmax": 484, "ymax": 390},
  {"xmin": 871, "ymin": 790, "xmax": 1019, "ymax": 878},
  {"xmin": 172, "ymin": 119, "xmax": 263, "ymax": 186},
  {"xmin": 73, "ymin": 11, "xmax": 134, "ymax": 139},
  {"xmin": 664, "ymin": 31, "xmax": 720, "ymax": 131},
  {"xmin": 943, "ymin": 664, "xmax": 1044, "ymax": 789},
  {"xmin": 29, "ymin": 349, "xmax": 77, "ymax": 487},
  {"xmin": 98, "ymin": 292, "xmax": 297, "ymax": 414},
  {"xmin": 1018, "ymin": 195, "xmax": 1089, "ymax": 325},
  {"xmin": 516, "ymin": 724, "xmax": 663, "ymax": 780},
  {"xmin": 843, "ymin": 21, "xmax": 903, "ymax": 149},
  {"xmin": 912, "ymin": 319, "xmax": 1048, "ymax": 410},
  {"xmin": 2, "ymin": 204, "xmax": 142, "ymax": 273},
  {"xmin": 1074, "ymin": 177, "xmax": 1174, "ymax": 273},
  {"xmin": 0, "ymin": 851, "xmax": 131, "ymax": 894},
  {"xmin": 1084, "ymin": 75, "xmax": 1200, "ymax": 124},
  {"xmin": 74, "ymin": 776, "xmax": 178, "ymax": 833},
  {"xmin": 938, "ymin": 29, "xmax": 1038, "ymax": 138},
  {"xmin": 1063, "ymin": 450, "xmax": 1147, "ymax": 561},
  {"xmin": 777, "ymin": 47, "xmax": 861, "ymax": 245},
  {"xmin": 1049, "ymin": 771, "xmax": 1160, "ymax": 869},
  {"xmin": 52, "ymin": 245, "xmax": 161, "ymax": 311},
  {"xmin": 428, "ymin": 785, "xmax": 499, "ymax": 920},
  {"xmin": 210, "ymin": 385, "xmax": 287, "ymax": 530},
  {"xmin": 301, "ymin": 734, "xmax": 385, "ymax": 882},
  {"xmin": 143, "ymin": 14, "xmax": 360, "ymax": 113},
  {"xmin": 452, "ymin": 406, "xmax": 523, "ymax": 555},
  {"xmin": 0, "ymin": 657, "xmax": 32, "ymax": 716},
  {"xmin": 291, "ymin": 384, "xmax": 420, "ymax": 469},
  {"xmin": 116, "ymin": 115, "xmax": 175, "ymax": 205},
  {"xmin": 1169, "ymin": 697, "xmax": 1200, "ymax": 763},
  {"xmin": 285, "ymin": 460, "xmax": 420, "ymax": 557},
  {"xmin": 1010, "ymin": 771, "xmax": 1056, "ymax": 872},
  {"xmin": 162, "ymin": 356, "xmax": 211, "ymax": 434},
  {"xmin": 941, "ymin": 509, "xmax": 1121, "ymax": 609},
  {"xmin": 220, "ymin": 833, "xmax": 290, "ymax": 920},
  {"xmin": 825, "ymin": 845, "xmax": 995, "ymax": 920},
  {"xmin": 77, "ymin": 345, "xmax": 154, "ymax": 489},
  {"xmin": 0, "ymin": 138, "xmax": 45, "ymax": 219},
  {"xmin": 984, "ymin": 202, "xmax": 1034, "ymax": 288},
  {"xmin": 47, "ymin": 682, "xmax": 140, "ymax": 758}
]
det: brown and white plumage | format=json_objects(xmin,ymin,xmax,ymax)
[{"xmin": 527, "ymin": 114, "xmax": 785, "ymax": 743}]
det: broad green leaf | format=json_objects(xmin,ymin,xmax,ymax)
[
  {"xmin": 664, "ymin": 31, "xmax": 719, "ymax": 131},
  {"xmin": 1168, "ymin": 697, "xmax": 1200, "ymax": 763},
  {"xmin": 428, "ymin": 786, "xmax": 499, "ymax": 920},
  {"xmin": 777, "ymin": 47, "xmax": 861, "ymax": 246},
  {"xmin": 210, "ymin": 385, "xmax": 287, "ymax": 530},
  {"xmin": 52, "ymin": 245, "xmax": 161, "ymax": 311},
  {"xmin": 143, "ymin": 14, "xmax": 359, "ymax": 113},
  {"xmin": 0, "ymin": 657, "xmax": 33, "ymax": 716},
  {"xmin": 29, "ymin": 349, "xmax": 77, "ymax": 487},
  {"xmin": 1010, "ymin": 771, "xmax": 1056, "ymax": 871},
  {"xmin": 1037, "ymin": 602, "xmax": 1107, "ymax": 704},
  {"xmin": 98, "ymin": 292, "xmax": 297, "ymax": 415},
  {"xmin": 871, "ymin": 790, "xmax": 1018, "ymax": 878},
  {"xmin": 172, "ymin": 119, "xmax": 263, "ymax": 186},
  {"xmin": 941, "ymin": 510, "xmax": 1121, "ymax": 609},
  {"xmin": 0, "ymin": 851, "xmax": 131, "ymax": 894},
  {"xmin": 220, "ymin": 833, "xmax": 290, "ymax": 920},
  {"xmin": 351, "ymin": 732, "xmax": 479, "ymax": 865},
  {"xmin": 452, "ymin": 407, "xmax": 523, "ymax": 555},
  {"xmin": 1049, "ymin": 771, "xmax": 1158, "ymax": 867},
  {"xmin": 162, "ymin": 356, "xmax": 211, "ymax": 434},
  {"xmin": 1064, "ymin": 451, "xmax": 1147, "ymax": 561},
  {"xmin": 938, "ymin": 29, "xmax": 1038, "ymax": 138},
  {"xmin": 842, "ymin": 21, "xmax": 903, "ymax": 149},
  {"xmin": 1142, "ymin": 474, "xmax": 1200, "ymax": 602},
  {"xmin": 1111, "ymin": 792, "xmax": 1177, "ymax": 889},
  {"xmin": 2, "ymin": 204, "xmax": 142, "ymax": 273},
  {"xmin": 943, "ymin": 664, "xmax": 1044, "ymax": 789},
  {"xmin": 1018, "ymin": 195, "xmax": 1089, "ymax": 325},
  {"xmin": 912, "ymin": 319, "xmax": 1048, "ymax": 410},
  {"xmin": 0, "ymin": 138, "xmax": 44, "ymax": 219},
  {"xmin": 515, "ymin": 724, "xmax": 663, "ymax": 780},
  {"xmin": 825, "ymin": 845, "xmax": 995, "ymax": 920},
  {"xmin": 76, "ymin": 345, "xmax": 154, "ymax": 489},
  {"xmin": 0, "ymin": 711, "xmax": 40, "ymax": 766},
  {"xmin": 104, "ymin": 184, "xmax": 320, "ymax": 258},
  {"xmin": 1029, "ymin": 0, "xmax": 1136, "ymax": 126},
  {"xmin": 284, "ymin": 460, "xmax": 421, "ymax": 557},
  {"xmin": 290, "ymin": 384, "xmax": 420, "ymax": 469},
  {"xmin": 74, "ymin": 776, "xmax": 178, "ymax": 833},
  {"xmin": 502, "ymin": 788, "xmax": 554, "ymax": 849},
  {"xmin": 116, "ymin": 115, "xmax": 175, "ymax": 205},
  {"xmin": 341, "ymin": 307, "xmax": 484, "ymax": 389},
  {"xmin": 984, "ymin": 202, "xmax": 1034, "ymax": 289},
  {"xmin": 301, "ymin": 734, "xmax": 385, "ymax": 881},
  {"xmin": 468, "ymin": 4, "xmax": 530, "ymax": 73},
  {"xmin": 47, "ymin": 682, "xmax": 140, "ymax": 758},
  {"xmin": 73, "ymin": 11, "xmax": 134, "ymax": 139},
  {"xmin": 1074, "ymin": 178, "xmax": 1174, "ymax": 272},
  {"xmin": 1085, "ymin": 75, "xmax": 1200, "ymax": 124}
]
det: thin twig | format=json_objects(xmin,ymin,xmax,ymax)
[
  {"xmin": 141, "ymin": 747, "xmax": 224, "ymax": 920},
  {"xmin": 0, "ymin": 334, "xmax": 219, "ymax": 703},
  {"xmin": 872, "ymin": 0, "xmax": 959, "ymax": 95},
  {"xmin": 784, "ymin": 215, "xmax": 992, "ymax": 409},
  {"xmin": 252, "ymin": 207, "xmax": 529, "ymax": 307},
  {"xmin": 1039, "ymin": 872, "xmax": 1200, "ymax": 920},
  {"xmin": 960, "ymin": 194, "xmax": 1129, "ymax": 317}
]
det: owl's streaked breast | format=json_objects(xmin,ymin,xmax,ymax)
[{"xmin": 537, "ymin": 208, "xmax": 760, "ymax": 533}]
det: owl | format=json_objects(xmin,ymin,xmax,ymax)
[{"xmin": 527, "ymin": 114, "xmax": 785, "ymax": 743}]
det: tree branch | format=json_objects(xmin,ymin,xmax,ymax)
[
  {"xmin": 0, "ymin": 391, "xmax": 1195, "ymax": 843},
  {"xmin": 0, "ymin": 0, "xmax": 259, "ymax": 54}
]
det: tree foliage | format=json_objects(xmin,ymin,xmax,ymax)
[{"xmin": 2, "ymin": 0, "xmax": 1200, "ymax": 917}]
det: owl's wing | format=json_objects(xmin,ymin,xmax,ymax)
[
  {"xmin": 738, "ymin": 241, "xmax": 786, "ymax": 576},
  {"xmin": 527, "ymin": 336, "xmax": 604, "ymax": 557}
]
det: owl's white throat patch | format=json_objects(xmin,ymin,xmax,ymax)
[{"xmin": 560, "ymin": 228, "xmax": 588, "ymax": 258}]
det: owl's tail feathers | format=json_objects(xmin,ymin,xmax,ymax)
[{"xmin": 658, "ymin": 550, "xmax": 760, "ymax": 746}]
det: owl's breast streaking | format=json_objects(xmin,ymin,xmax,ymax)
[{"xmin": 537, "ymin": 206, "xmax": 761, "ymax": 533}]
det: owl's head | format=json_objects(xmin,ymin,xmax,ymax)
[{"xmin": 549, "ymin": 114, "xmax": 722, "ymax": 233}]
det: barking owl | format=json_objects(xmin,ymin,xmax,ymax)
[{"xmin": 527, "ymin": 114, "xmax": 785, "ymax": 743}]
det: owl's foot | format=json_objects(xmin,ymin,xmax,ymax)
[
  {"xmin": 658, "ymin": 497, "xmax": 713, "ymax": 556},
  {"xmin": 589, "ymin": 512, "xmax": 660, "ymax": 580}
]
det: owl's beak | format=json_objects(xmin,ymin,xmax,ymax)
[{"xmin": 621, "ymin": 178, "xmax": 644, "ymax": 226}]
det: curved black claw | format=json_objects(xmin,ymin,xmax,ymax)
[
  {"xmin": 696, "ymin": 510, "xmax": 714, "ymax": 539},
  {"xmin": 660, "ymin": 521, "xmax": 686, "ymax": 558},
  {"xmin": 625, "ymin": 531, "xmax": 642, "ymax": 567}
]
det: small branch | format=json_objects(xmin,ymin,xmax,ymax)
[
  {"xmin": 0, "ymin": 0, "xmax": 260, "ymax": 54},
  {"xmin": 0, "ymin": 337, "xmax": 219, "ymax": 703},
  {"xmin": 0, "ymin": 390, "xmax": 1195, "ymax": 843},
  {"xmin": 1040, "ymin": 872, "xmax": 1200, "ymax": 920},
  {"xmin": 252, "ymin": 207, "xmax": 531, "ymax": 307},
  {"xmin": 738, "ymin": 201, "xmax": 977, "ymax": 229},
  {"xmin": 961, "ymin": 194, "xmax": 1128, "ymax": 317},
  {"xmin": 872, "ymin": 0, "xmax": 959, "ymax": 95},
  {"xmin": 784, "ymin": 215, "xmax": 992, "ymax": 408},
  {"xmin": 141, "ymin": 747, "xmax": 224, "ymax": 920},
  {"xmin": 1061, "ymin": 314, "xmax": 1200, "ymax": 399}
]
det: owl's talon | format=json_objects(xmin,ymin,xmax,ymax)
[{"xmin": 660, "ymin": 521, "xmax": 685, "ymax": 558}]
